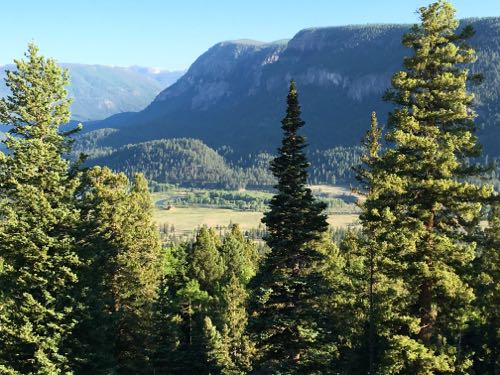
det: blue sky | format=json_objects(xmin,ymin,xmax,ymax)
[{"xmin": 1, "ymin": 0, "xmax": 499, "ymax": 70}]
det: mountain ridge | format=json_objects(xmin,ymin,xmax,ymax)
[
  {"xmin": 85, "ymin": 17, "xmax": 498, "ymax": 157},
  {"xmin": 0, "ymin": 63, "xmax": 185, "ymax": 121},
  {"xmin": 59, "ymin": 16, "xmax": 497, "ymax": 189}
]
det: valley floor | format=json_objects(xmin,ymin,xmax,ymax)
[{"xmin": 152, "ymin": 185, "xmax": 360, "ymax": 241}]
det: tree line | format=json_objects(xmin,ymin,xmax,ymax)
[
  {"xmin": 74, "ymin": 134, "xmax": 363, "ymax": 189},
  {"xmin": 0, "ymin": 1, "xmax": 498, "ymax": 374}
]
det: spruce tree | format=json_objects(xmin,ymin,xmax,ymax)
[
  {"xmin": 155, "ymin": 226, "xmax": 258, "ymax": 375},
  {"xmin": 155, "ymin": 274, "xmax": 211, "ymax": 375},
  {"xmin": 333, "ymin": 230, "xmax": 370, "ymax": 373},
  {"xmin": 0, "ymin": 43, "xmax": 81, "ymax": 374},
  {"xmin": 358, "ymin": 113, "xmax": 382, "ymax": 375},
  {"xmin": 367, "ymin": 1, "xmax": 493, "ymax": 372},
  {"xmin": 152, "ymin": 243, "xmax": 190, "ymax": 374},
  {"xmin": 202, "ymin": 225, "xmax": 258, "ymax": 375},
  {"xmin": 249, "ymin": 80, "xmax": 330, "ymax": 374},
  {"xmin": 304, "ymin": 230, "xmax": 366, "ymax": 373},
  {"xmin": 72, "ymin": 167, "xmax": 162, "ymax": 374},
  {"xmin": 204, "ymin": 316, "xmax": 232, "ymax": 374}
]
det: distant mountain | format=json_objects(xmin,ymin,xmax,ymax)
[
  {"xmin": 0, "ymin": 64, "xmax": 185, "ymax": 121},
  {"xmin": 127, "ymin": 66, "xmax": 186, "ymax": 88},
  {"xmin": 85, "ymin": 17, "xmax": 499, "ymax": 157}
]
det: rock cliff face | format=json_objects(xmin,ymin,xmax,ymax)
[
  {"xmin": 155, "ymin": 40, "xmax": 287, "ymax": 109},
  {"xmin": 90, "ymin": 18, "xmax": 500, "ymax": 155},
  {"xmin": 152, "ymin": 24, "xmax": 407, "ymax": 109}
]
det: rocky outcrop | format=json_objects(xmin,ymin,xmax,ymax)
[{"xmin": 155, "ymin": 40, "xmax": 287, "ymax": 109}]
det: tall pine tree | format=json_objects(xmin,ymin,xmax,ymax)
[
  {"xmin": 364, "ymin": 1, "xmax": 493, "ymax": 372},
  {"xmin": 72, "ymin": 166, "xmax": 162, "ymax": 374},
  {"xmin": 249, "ymin": 80, "xmax": 331, "ymax": 374},
  {"xmin": 0, "ymin": 43, "xmax": 81, "ymax": 374}
]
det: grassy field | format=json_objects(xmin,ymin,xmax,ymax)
[
  {"xmin": 155, "ymin": 207, "xmax": 263, "ymax": 235},
  {"xmin": 152, "ymin": 185, "xmax": 360, "ymax": 240},
  {"xmin": 154, "ymin": 206, "xmax": 358, "ymax": 235}
]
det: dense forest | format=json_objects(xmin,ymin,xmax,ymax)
[
  {"xmin": 0, "ymin": 2, "xmax": 498, "ymax": 375},
  {"xmin": 73, "ymin": 129, "xmax": 498, "ymax": 190},
  {"xmin": 72, "ymin": 134, "xmax": 362, "ymax": 189}
]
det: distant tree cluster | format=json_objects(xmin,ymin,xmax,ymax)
[
  {"xmin": 84, "ymin": 137, "xmax": 276, "ymax": 190},
  {"xmin": 158, "ymin": 189, "xmax": 272, "ymax": 212},
  {"xmin": 74, "ymin": 135, "xmax": 364, "ymax": 189},
  {"xmin": 308, "ymin": 146, "xmax": 362, "ymax": 185},
  {"xmin": 0, "ymin": 2, "xmax": 498, "ymax": 374}
]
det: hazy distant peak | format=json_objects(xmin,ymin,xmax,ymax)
[
  {"xmin": 1, "ymin": 63, "xmax": 185, "ymax": 121},
  {"xmin": 128, "ymin": 65, "xmax": 185, "ymax": 75}
]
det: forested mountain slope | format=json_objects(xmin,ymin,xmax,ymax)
[{"xmin": 84, "ymin": 18, "xmax": 499, "ymax": 156}]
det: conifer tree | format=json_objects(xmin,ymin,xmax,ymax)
[
  {"xmin": 205, "ymin": 272, "xmax": 255, "ymax": 375},
  {"xmin": 154, "ymin": 228, "xmax": 223, "ymax": 375},
  {"xmin": 354, "ymin": 112, "xmax": 392, "ymax": 374},
  {"xmin": 155, "ymin": 226, "xmax": 258, "ymax": 375},
  {"xmin": 304, "ymin": 230, "xmax": 366, "ymax": 373},
  {"xmin": 72, "ymin": 167, "xmax": 162, "ymax": 374},
  {"xmin": 0, "ymin": 43, "xmax": 81, "ymax": 374},
  {"xmin": 173, "ymin": 278, "xmax": 212, "ymax": 374},
  {"xmin": 222, "ymin": 274, "xmax": 255, "ymax": 373},
  {"xmin": 152, "ymin": 243, "xmax": 191, "ymax": 374},
  {"xmin": 332, "ymin": 230, "xmax": 370, "ymax": 373},
  {"xmin": 220, "ymin": 225, "xmax": 260, "ymax": 285},
  {"xmin": 249, "ymin": 80, "xmax": 330, "ymax": 374},
  {"xmin": 467, "ymin": 199, "xmax": 499, "ymax": 374},
  {"xmin": 358, "ymin": 113, "xmax": 382, "ymax": 375},
  {"xmin": 155, "ymin": 274, "xmax": 211, "ymax": 375},
  {"xmin": 190, "ymin": 227, "xmax": 225, "ymax": 294},
  {"xmin": 204, "ymin": 316, "xmax": 231, "ymax": 374},
  {"xmin": 367, "ymin": 1, "xmax": 493, "ymax": 372},
  {"xmin": 202, "ymin": 226, "xmax": 258, "ymax": 375}
]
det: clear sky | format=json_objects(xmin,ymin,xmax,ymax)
[{"xmin": 1, "ymin": 0, "xmax": 499, "ymax": 70}]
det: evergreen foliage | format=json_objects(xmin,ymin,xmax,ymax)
[
  {"xmin": 71, "ymin": 167, "xmax": 162, "ymax": 374},
  {"xmin": 153, "ymin": 226, "xmax": 258, "ymax": 375},
  {"xmin": 361, "ymin": 1, "xmax": 494, "ymax": 372},
  {"xmin": 351, "ymin": 112, "xmax": 387, "ymax": 374},
  {"xmin": 0, "ymin": 3, "xmax": 498, "ymax": 374},
  {"xmin": 74, "ymin": 134, "xmax": 363, "ymax": 189},
  {"xmin": 0, "ymin": 43, "xmax": 81, "ymax": 374},
  {"xmin": 190, "ymin": 227, "xmax": 225, "ymax": 293},
  {"xmin": 466, "ymin": 198, "xmax": 499, "ymax": 374},
  {"xmin": 205, "ymin": 273, "xmax": 255, "ymax": 375},
  {"xmin": 249, "ymin": 81, "xmax": 331, "ymax": 374}
]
